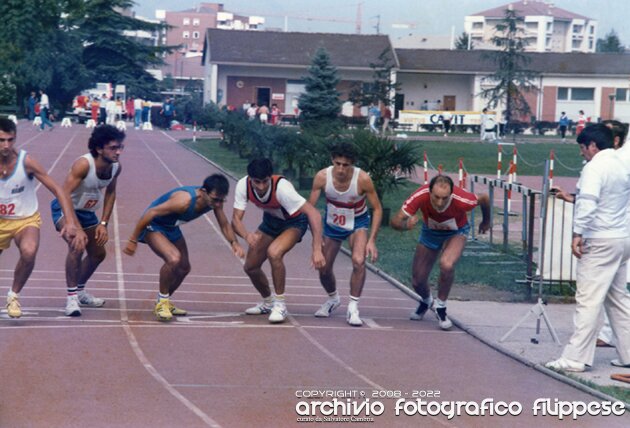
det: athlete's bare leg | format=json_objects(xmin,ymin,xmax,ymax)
[
  {"xmin": 11, "ymin": 227, "xmax": 40, "ymax": 293},
  {"xmin": 243, "ymin": 231, "xmax": 275, "ymax": 298},
  {"xmin": 145, "ymin": 232, "xmax": 191, "ymax": 295},
  {"xmin": 318, "ymin": 236, "xmax": 343, "ymax": 294},
  {"xmin": 266, "ymin": 228, "xmax": 303, "ymax": 295},
  {"xmin": 436, "ymin": 234, "xmax": 467, "ymax": 301},
  {"xmin": 348, "ymin": 229, "xmax": 368, "ymax": 298},
  {"xmin": 411, "ymin": 243, "xmax": 440, "ymax": 300}
]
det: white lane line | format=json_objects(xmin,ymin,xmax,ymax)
[{"xmin": 113, "ymin": 203, "xmax": 222, "ymax": 428}]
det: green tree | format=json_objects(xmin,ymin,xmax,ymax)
[
  {"xmin": 480, "ymin": 7, "xmax": 540, "ymax": 129},
  {"xmin": 349, "ymin": 47, "xmax": 399, "ymax": 107},
  {"xmin": 455, "ymin": 32, "xmax": 472, "ymax": 50},
  {"xmin": 298, "ymin": 47, "xmax": 342, "ymax": 131},
  {"xmin": 71, "ymin": 0, "xmax": 172, "ymax": 98},
  {"xmin": 596, "ymin": 29, "xmax": 625, "ymax": 53}
]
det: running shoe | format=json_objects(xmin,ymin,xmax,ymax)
[
  {"xmin": 611, "ymin": 359, "xmax": 630, "ymax": 368},
  {"xmin": 6, "ymin": 295, "xmax": 22, "ymax": 318},
  {"xmin": 168, "ymin": 301, "xmax": 188, "ymax": 316},
  {"xmin": 545, "ymin": 357, "xmax": 585, "ymax": 372},
  {"xmin": 154, "ymin": 300, "xmax": 173, "ymax": 321},
  {"xmin": 268, "ymin": 304, "xmax": 287, "ymax": 323},
  {"xmin": 65, "ymin": 295, "xmax": 82, "ymax": 317},
  {"xmin": 346, "ymin": 309, "xmax": 363, "ymax": 327},
  {"xmin": 314, "ymin": 298, "xmax": 341, "ymax": 318},
  {"xmin": 245, "ymin": 302, "xmax": 273, "ymax": 315},
  {"xmin": 410, "ymin": 298, "xmax": 433, "ymax": 321},
  {"xmin": 78, "ymin": 292, "xmax": 105, "ymax": 307},
  {"xmin": 435, "ymin": 307, "xmax": 453, "ymax": 330}
]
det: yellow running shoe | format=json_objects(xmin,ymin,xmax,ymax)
[
  {"xmin": 154, "ymin": 299, "xmax": 172, "ymax": 321},
  {"xmin": 168, "ymin": 301, "xmax": 187, "ymax": 316},
  {"xmin": 7, "ymin": 295, "xmax": 22, "ymax": 319}
]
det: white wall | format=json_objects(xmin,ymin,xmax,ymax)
[{"xmin": 397, "ymin": 72, "xmax": 474, "ymax": 110}]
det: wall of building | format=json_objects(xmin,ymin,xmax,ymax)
[{"xmin": 396, "ymin": 73, "xmax": 474, "ymax": 111}]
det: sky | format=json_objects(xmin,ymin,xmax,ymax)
[{"xmin": 133, "ymin": 0, "xmax": 629, "ymax": 46}]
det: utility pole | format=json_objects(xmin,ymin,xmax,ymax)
[
  {"xmin": 373, "ymin": 14, "xmax": 380, "ymax": 34},
  {"xmin": 356, "ymin": 1, "xmax": 362, "ymax": 34}
]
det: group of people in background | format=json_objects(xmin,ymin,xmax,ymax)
[
  {"xmin": 26, "ymin": 90, "xmax": 54, "ymax": 131},
  {"xmin": 243, "ymin": 101, "xmax": 281, "ymax": 125}
]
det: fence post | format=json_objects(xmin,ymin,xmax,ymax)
[
  {"xmin": 525, "ymin": 191, "xmax": 537, "ymax": 301},
  {"xmin": 497, "ymin": 144, "xmax": 502, "ymax": 179},
  {"xmin": 423, "ymin": 151, "xmax": 428, "ymax": 184},
  {"xmin": 549, "ymin": 150, "xmax": 555, "ymax": 189},
  {"xmin": 193, "ymin": 121, "xmax": 197, "ymax": 142}
]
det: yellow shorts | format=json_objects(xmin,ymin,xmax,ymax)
[{"xmin": 0, "ymin": 212, "xmax": 42, "ymax": 250}]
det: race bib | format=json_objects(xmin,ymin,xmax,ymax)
[
  {"xmin": 326, "ymin": 205, "xmax": 355, "ymax": 231},
  {"xmin": 77, "ymin": 192, "xmax": 101, "ymax": 211},
  {"xmin": 427, "ymin": 217, "xmax": 458, "ymax": 231}
]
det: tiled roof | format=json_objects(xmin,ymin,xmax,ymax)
[
  {"xmin": 204, "ymin": 28, "xmax": 397, "ymax": 69},
  {"xmin": 471, "ymin": 0, "xmax": 590, "ymax": 21},
  {"xmin": 396, "ymin": 49, "xmax": 630, "ymax": 75}
]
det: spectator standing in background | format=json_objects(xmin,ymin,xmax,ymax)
[{"xmin": 558, "ymin": 112, "xmax": 570, "ymax": 142}]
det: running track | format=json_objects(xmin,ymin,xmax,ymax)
[{"xmin": 0, "ymin": 123, "xmax": 627, "ymax": 427}]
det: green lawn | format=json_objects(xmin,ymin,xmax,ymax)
[{"xmin": 407, "ymin": 140, "xmax": 583, "ymax": 177}]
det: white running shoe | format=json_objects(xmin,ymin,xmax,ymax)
[
  {"xmin": 435, "ymin": 307, "xmax": 452, "ymax": 330},
  {"xmin": 268, "ymin": 304, "xmax": 287, "ymax": 323},
  {"xmin": 78, "ymin": 292, "xmax": 105, "ymax": 307},
  {"xmin": 314, "ymin": 298, "xmax": 341, "ymax": 317},
  {"xmin": 65, "ymin": 295, "xmax": 82, "ymax": 317},
  {"xmin": 346, "ymin": 309, "xmax": 363, "ymax": 327},
  {"xmin": 245, "ymin": 302, "xmax": 273, "ymax": 315},
  {"xmin": 545, "ymin": 357, "xmax": 585, "ymax": 372}
]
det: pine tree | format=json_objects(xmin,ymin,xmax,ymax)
[
  {"xmin": 479, "ymin": 7, "xmax": 540, "ymax": 130},
  {"xmin": 455, "ymin": 32, "xmax": 472, "ymax": 50},
  {"xmin": 298, "ymin": 47, "xmax": 342, "ymax": 131},
  {"xmin": 349, "ymin": 47, "xmax": 399, "ymax": 107},
  {"xmin": 596, "ymin": 30, "xmax": 625, "ymax": 53}
]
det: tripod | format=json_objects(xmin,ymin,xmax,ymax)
[{"xmin": 500, "ymin": 160, "xmax": 561, "ymax": 345}]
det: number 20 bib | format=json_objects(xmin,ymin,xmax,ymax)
[{"xmin": 326, "ymin": 205, "xmax": 355, "ymax": 231}]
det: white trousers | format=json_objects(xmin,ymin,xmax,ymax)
[{"xmin": 562, "ymin": 237, "xmax": 630, "ymax": 366}]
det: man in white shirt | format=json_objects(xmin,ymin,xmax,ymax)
[
  {"xmin": 547, "ymin": 124, "xmax": 630, "ymax": 372},
  {"xmin": 38, "ymin": 90, "xmax": 54, "ymax": 131},
  {"xmin": 231, "ymin": 159, "xmax": 325, "ymax": 323}
]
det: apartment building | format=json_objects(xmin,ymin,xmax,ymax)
[{"xmin": 464, "ymin": 0, "xmax": 597, "ymax": 53}]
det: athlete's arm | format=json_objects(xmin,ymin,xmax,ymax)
[
  {"xmin": 25, "ymin": 155, "xmax": 87, "ymax": 251},
  {"xmin": 298, "ymin": 201, "xmax": 325, "ymax": 269},
  {"xmin": 477, "ymin": 193, "xmax": 491, "ymax": 234},
  {"xmin": 390, "ymin": 209, "xmax": 419, "ymax": 231},
  {"xmin": 214, "ymin": 203, "xmax": 244, "ymax": 259},
  {"xmin": 231, "ymin": 207, "xmax": 261, "ymax": 249},
  {"xmin": 123, "ymin": 191, "xmax": 189, "ymax": 256},
  {"xmin": 307, "ymin": 169, "xmax": 326, "ymax": 207},
  {"xmin": 360, "ymin": 172, "xmax": 382, "ymax": 262},
  {"xmin": 95, "ymin": 165, "xmax": 122, "ymax": 246}
]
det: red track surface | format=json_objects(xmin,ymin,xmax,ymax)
[{"xmin": 0, "ymin": 123, "xmax": 627, "ymax": 427}]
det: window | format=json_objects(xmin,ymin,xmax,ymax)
[
  {"xmin": 183, "ymin": 31, "xmax": 190, "ymax": 39},
  {"xmin": 558, "ymin": 87, "xmax": 594, "ymax": 101},
  {"xmin": 573, "ymin": 24, "xmax": 583, "ymax": 33},
  {"xmin": 589, "ymin": 26, "xmax": 595, "ymax": 34},
  {"xmin": 546, "ymin": 22, "xmax": 553, "ymax": 32},
  {"xmin": 192, "ymin": 31, "xmax": 200, "ymax": 39},
  {"xmin": 183, "ymin": 18, "xmax": 190, "ymax": 25},
  {"xmin": 472, "ymin": 22, "xmax": 483, "ymax": 30},
  {"xmin": 557, "ymin": 88, "xmax": 568, "ymax": 100},
  {"xmin": 572, "ymin": 88, "xmax": 594, "ymax": 101},
  {"xmin": 616, "ymin": 88, "xmax": 628, "ymax": 102},
  {"xmin": 193, "ymin": 18, "xmax": 200, "ymax": 26}
]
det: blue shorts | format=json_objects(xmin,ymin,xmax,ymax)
[
  {"xmin": 419, "ymin": 223, "xmax": 470, "ymax": 251},
  {"xmin": 258, "ymin": 212, "xmax": 308, "ymax": 240},
  {"xmin": 51, "ymin": 199, "xmax": 99, "ymax": 230},
  {"xmin": 323, "ymin": 211, "xmax": 370, "ymax": 241},
  {"xmin": 138, "ymin": 223, "xmax": 183, "ymax": 244}
]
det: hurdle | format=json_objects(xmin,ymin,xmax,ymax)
[
  {"xmin": 85, "ymin": 119, "xmax": 96, "ymax": 128},
  {"xmin": 61, "ymin": 117, "xmax": 72, "ymax": 128},
  {"xmin": 116, "ymin": 120, "xmax": 127, "ymax": 131}
]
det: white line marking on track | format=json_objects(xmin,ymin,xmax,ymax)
[
  {"xmin": 113, "ymin": 202, "xmax": 222, "ymax": 428},
  {"xmin": 363, "ymin": 318, "xmax": 389, "ymax": 329}
]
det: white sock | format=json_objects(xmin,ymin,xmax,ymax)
[
  {"xmin": 157, "ymin": 292, "xmax": 169, "ymax": 301},
  {"xmin": 274, "ymin": 294, "xmax": 286, "ymax": 307},
  {"xmin": 328, "ymin": 291, "xmax": 339, "ymax": 301},
  {"xmin": 263, "ymin": 295, "xmax": 273, "ymax": 306},
  {"xmin": 435, "ymin": 298, "xmax": 447, "ymax": 309},
  {"xmin": 348, "ymin": 296, "xmax": 359, "ymax": 312},
  {"xmin": 422, "ymin": 294, "xmax": 433, "ymax": 305},
  {"xmin": 7, "ymin": 290, "xmax": 18, "ymax": 299}
]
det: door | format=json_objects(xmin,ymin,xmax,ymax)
[
  {"xmin": 256, "ymin": 87, "xmax": 271, "ymax": 108},
  {"xmin": 394, "ymin": 94, "xmax": 404, "ymax": 118},
  {"xmin": 443, "ymin": 95, "xmax": 456, "ymax": 111}
]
